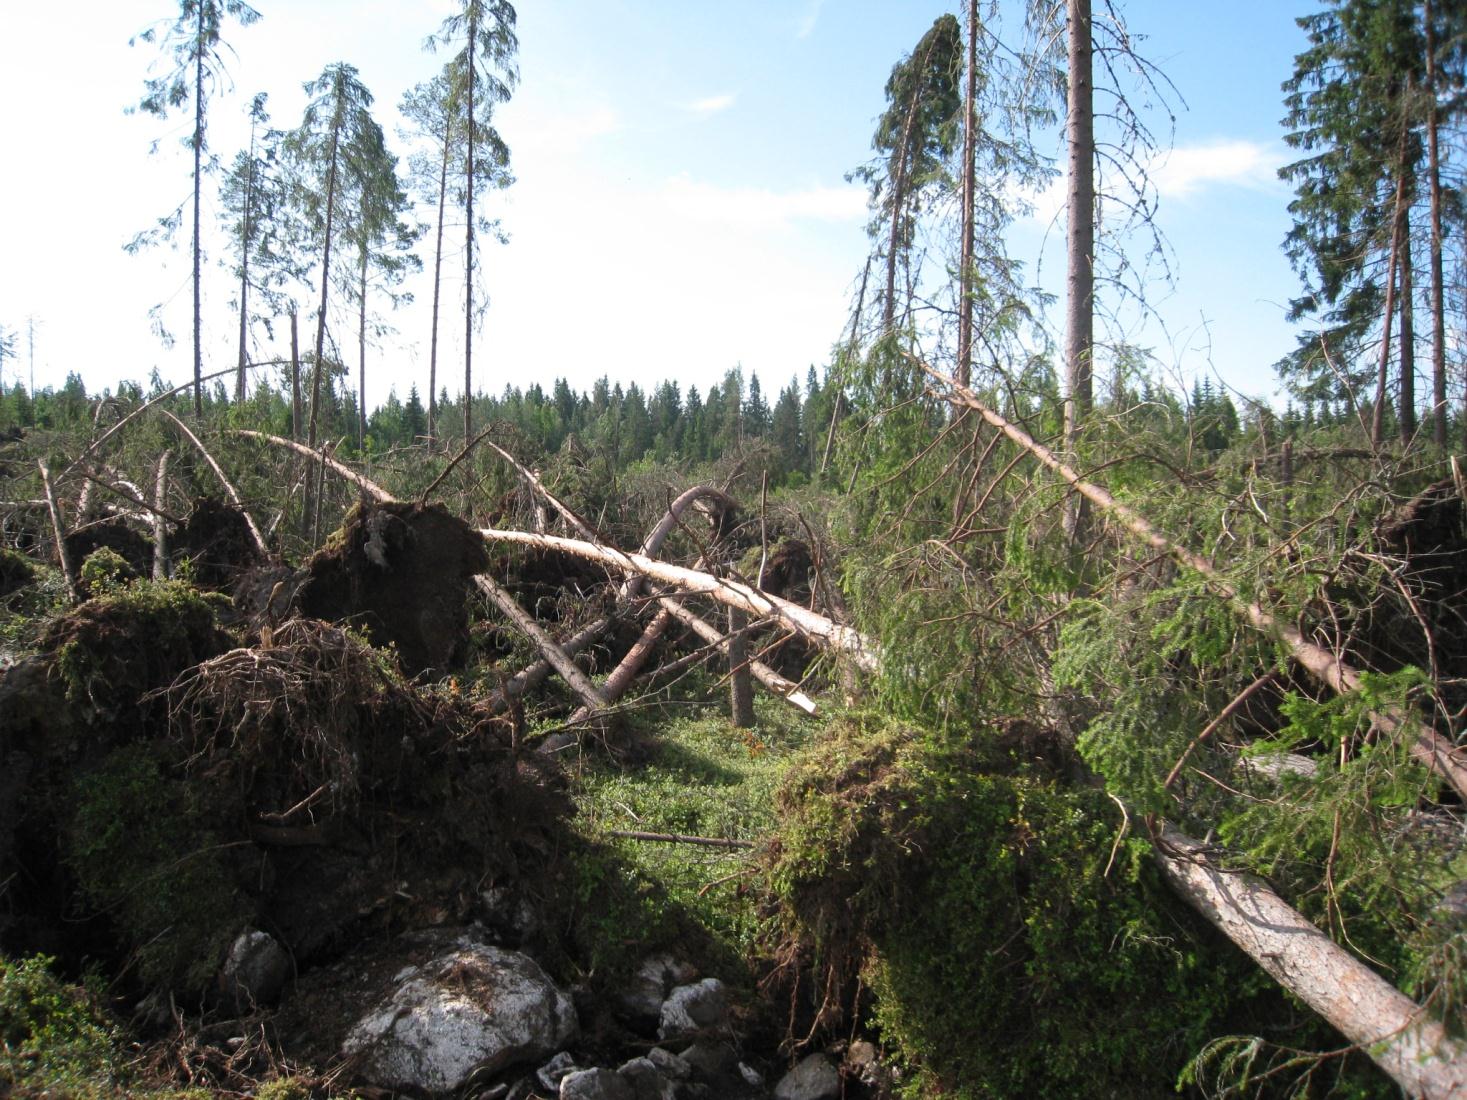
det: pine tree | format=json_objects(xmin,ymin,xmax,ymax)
[
  {"xmin": 427, "ymin": 0, "xmax": 519, "ymax": 446},
  {"xmin": 128, "ymin": 0, "xmax": 262, "ymax": 415}
]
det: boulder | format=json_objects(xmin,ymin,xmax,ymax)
[
  {"xmin": 773, "ymin": 1053, "xmax": 840, "ymax": 1100},
  {"xmin": 618, "ymin": 1056, "xmax": 677, "ymax": 1100},
  {"xmin": 218, "ymin": 928, "xmax": 291, "ymax": 1011},
  {"xmin": 343, "ymin": 941, "xmax": 577, "ymax": 1094},
  {"xmin": 559, "ymin": 1067, "xmax": 634, "ymax": 1100},
  {"xmin": 617, "ymin": 953, "xmax": 699, "ymax": 1028},
  {"xmin": 657, "ymin": 978, "xmax": 728, "ymax": 1041}
]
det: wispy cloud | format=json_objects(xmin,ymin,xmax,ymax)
[
  {"xmin": 795, "ymin": 0, "xmax": 825, "ymax": 39},
  {"xmin": 660, "ymin": 174, "xmax": 867, "ymax": 227},
  {"xmin": 1152, "ymin": 140, "xmax": 1280, "ymax": 200},
  {"xmin": 685, "ymin": 93, "xmax": 736, "ymax": 116}
]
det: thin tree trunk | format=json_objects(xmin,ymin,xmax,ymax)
[
  {"xmin": 39, "ymin": 460, "xmax": 77, "ymax": 603},
  {"xmin": 358, "ymin": 243, "xmax": 368, "ymax": 450},
  {"xmin": 236, "ymin": 134, "xmax": 257, "ymax": 405},
  {"xmin": 191, "ymin": 6, "xmax": 206, "ymax": 418},
  {"xmin": 956, "ymin": 0, "xmax": 978, "ymax": 389},
  {"xmin": 464, "ymin": 10, "xmax": 478, "ymax": 446},
  {"xmin": 1156, "ymin": 823, "xmax": 1467, "ymax": 1099},
  {"xmin": 1063, "ymin": 0, "xmax": 1094, "ymax": 455},
  {"xmin": 290, "ymin": 310, "xmax": 302, "ymax": 440},
  {"xmin": 1372, "ymin": 171, "xmax": 1405, "ymax": 447},
  {"xmin": 1424, "ymin": 0, "xmax": 1447, "ymax": 448},
  {"xmin": 310, "ymin": 112, "xmax": 342, "ymax": 450},
  {"xmin": 428, "ymin": 110, "xmax": 450, "ymax": 448},
  {"xmin": 728, "ymin": 604, "xmax": 755, "ymax": 728},
  {"xmin": 1398, "ymin": 196, "xmax": 1416, "ymax": 444},
  {"xmin": 152, "ymin": 450, "xmax": 171, "ymax": 581}
]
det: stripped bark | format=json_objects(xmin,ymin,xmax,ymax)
[
  {"xmin": 479, "ymin": 527, "xmax": 878, "ymax": 673},
  {"xmin": 1155, "ymin": 823, "xmax": 1467, "ymax": 1099},
  {"xmin": 918, "ymin": 358, "xmax": 1467, "ymax": 801}
]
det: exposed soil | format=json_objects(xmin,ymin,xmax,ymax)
[{"xmin": 173, "ymin": 497, "xmax": 267, "ymax": 590}]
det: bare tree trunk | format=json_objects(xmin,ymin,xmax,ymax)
[
  {"xmin": 1063, "ymin": 0, "xmax": 1094, "ymax": 456},
  {"xmin": 428, "ymin": 111, "xmax": 450, "ymax": 448},
  {"xmin": 956, "ymin": 0, "xmax": 978, "ymax": 389},
  {"xmin": 1156, "ymin": 823, "xmax": 1467, "ymax": 1099},
  {"xmin": 152, "ymin": 450, "xmax": 171, "ymax": 581},
  {"xmin": 1424, "ymin": 0, "xmax": 1447, "ymax": 448},
  {"xmin": 39, "ymin": 460, "xmax": 77, "ymax": 603},
  {"xmin": 310, "ymin": 113, "xmax": 342, "ymax": 450},
  {"xmin": 358, "ymin": 244, "xmax": 368, "ymax": 450},
  {"xmin": 479, "ymin": 527, "xmax": 879, "ymax": 672},
  {"xmin": 464, "ymin": 8, "xmax": 478, "ymax": 447},
  {"xmin": 235, "ymin": 136, "xmax": 257, "ymax": 405},
  {"xmin": 728, "ymin": 604, "xmax": 755, "ymax": 728},
  {"xmin": 290, "ymin": 310, "xmax": 302, "ymax": 441},
  {"xmin": 655, "ymin": 595, "xmax": 817, "ymax": 714},
  {"xmin": 1399, "ymin": 195, "xmax": 1416, "ymax": 444},
  {"xmin": 1372, "ymin": 179, "xmax": 1406, "ymax": 446},
  {"xmin": 191, "ymin": 9, "xmax": 205, "ymax": 418}
]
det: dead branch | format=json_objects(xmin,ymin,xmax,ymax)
[
  {"xmin": 608, "ymin": 829, "xmax": 754, "ymax": 850},
  {"xmin": 232, "ymin": 431, "xmax": 392, "ymax": 502},
  {"xmin": 472, "ymin": 574, "xmax": 607, "ymax": 715},
  {"xmin": 38, "ymin": 460, "xmax": 77, "ymax": 603},
  {"xmin": 918, "ymin": 358, "xmax": 1467, "ymax": 802},
  {"xmin": 479, "ymin": 527, "xmax": 878, "ymax": 673},
  {"xmin": 160, "ymin": 411, "xmax": 268, "ymax": 557},
  {"xmin": 656, "ymin": 593, "xmax": 818, "ymax": 714},
  {"xmin": 76, "ymin": 467, "xmax": 183, "ymax": 525},
  {"xmin": 1155, "ymin": 822, "xmax": 1467, "ymax": 1099}
]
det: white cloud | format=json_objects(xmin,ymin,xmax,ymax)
[
  {"xmin": 1152, "ymin": 140, "xmax": 1280, "ymax": 200},
  {"xmin": 685, "ymin": 93, "xmax": 736, "ymax": 115},
  {"xmin": 795, "ymin": 0, "xmax": 825, "ymax": 40},
  {"xmin": 660, "ymin": 174, "xmax": 867, "ymax": 228}
]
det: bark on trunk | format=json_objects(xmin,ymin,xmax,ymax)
[
  {"xmin": 956, "ymin": 0, "xmax": 978, "ymax": 390},
  {"xmin": 310, "ymin": 111, "xmax": 342, "ymax": 450},
  {"xmin": 1155, "ymin": 823, "xmax": 1467, "ymax": 1099},
  {"xmin": 655, "ymin": 594, "xmax": 817, "ymax": 714},
  {"xmin": 728, "ymin": 604, "xmax": 755, "ymax": 728},
  {"xmin": 1423, "ymin": 1, "xmax": 1447, "ymax": 448},
  {"xmin": 358, "ymin": 244, "xmax": 368, "ymax": 450},
  {"xmin": 152, "ymin": 450, "xmax": 171, "ymax": 581},
  {"xmin": 1399, "ymin": 197, "xmax": 1416, "ymax": 445},
  {"xmin": 1063, "ymin": 0, "xmax": 1094, "ymax": 455},
  {"xmin": 191, "ymin": 7, "xmax": 205, "ymax": 418},
  {"xmin": 463, "ymin": 9, "xmax": 478, "ymax": 447},
  {"xmin": 428, "ymin": 109, "xmax": 450, "ymax": 448},
  {"xmin": 290, "ymin": 310, "xmax": 302, "ymax": 441}
]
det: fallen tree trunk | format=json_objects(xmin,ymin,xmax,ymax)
[
  {"xmin": 472, "ymin": 573, "xmax": 607, "ymax": 716},
  {"xmin": 918, "ymin": 359, "xmax": 1467, "ymax": 802},
  {"xmin": 1155, "ymin": 823, "xmax": 1467, "ymax": 1098},
  {"xmin": 479, "ymin": 527, "xmax": 879, "ymax": 673},
  {"xmin": 655, "ymin": 594, "xmax": 817, "ymax": 715},
  {"xmin": 163, "ymin": 411, "xmax": 268, "ymax": 557}
]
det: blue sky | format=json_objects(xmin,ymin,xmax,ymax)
[{"xmin": 0, "ymin": 1, "xmax": 1313, "ymax": 409}]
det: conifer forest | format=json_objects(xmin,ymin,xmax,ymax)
[{"xmin": 5, "ymin": 2, "xmax": 1467, "ymax": 1098}]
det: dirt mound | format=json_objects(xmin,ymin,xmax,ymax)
[
  {"xmin": 296, "ymin": 500, "xmax": 490, "ymax": 677},
  {"xmin": 0, "ymin": 603, "xmax": 570, "ymax": 997},
  {"xmin": 173, "ymin": 497, "xmax": 267, "ymax": 590},
  {"xmin": 64, "ymin": 517, "xmax": 152, "ymax": 577}
]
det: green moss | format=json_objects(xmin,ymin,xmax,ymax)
[
  {"xmin": 65, "ymin": 749, "xmax": 247, "ymax": 993},
  {"xmin": 255, "ymin": 1076, "xmax": 314, "ymax": 1100},
  {"xmin": 47, "ymin": 579, "xmax": 227, "ymax": 718},
  {"xmin": 766, "ymin": 719, "xmax": 1304, "ymax": 1099},
  {"xmin": 77, "ymin": 547, "xmax": 137, "ymax": 598},
  {"xmin": 0, "ymin": 954, "xmax": 119, "ymax": 1095}
]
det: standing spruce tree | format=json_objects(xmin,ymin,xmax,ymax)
[
  {"xmin": 129, "ymin": 0, "xmax": 261, "ymax": 415},
  {"xmin": 220, "ymin": 93, "xmax": 296, "ymax": 403},
  {"xmin": 851, "ymin": 15, "xmax": 963, "ymax": 336},
  {"xmin": 286, "ymin": 62, "xmax": 382, "ymax": 448},
  {"xmin": 427, "ymin": 0, "xmax": 519, "ymax": 445},
  {"xmin": 1280, "ymin": 0, "xmax": 1429, "ymax": 444},
  {"xmin": 400, "ymin": 68, "xmax": 464, "ymax": 448},
  {"xmin": 343, "ymin": 121, "xmax": 421, "ymax": 449}
]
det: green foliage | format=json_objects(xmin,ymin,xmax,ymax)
[
  {"xmin": 77, "ymin": 547, "xmax": 137, "ymax": 598},
  {"xmin": 0, "ymin": 954, "xmax": 119, "ymax": 1094},
  {"xmin": 766, "ymin": 718, "xmax": 1271, "ymax": 1098},
  {"xmin": 65, "ymin": 749, "xmax": 246, "ymax": 992}
]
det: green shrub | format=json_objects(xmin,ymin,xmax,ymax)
[{"xmin": 0, "ymin": 954, "xmax": 119, "ymax": 1095}]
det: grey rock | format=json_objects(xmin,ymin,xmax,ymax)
[
  {"xmin": 219, "ymin": 929, "xmax": 291, "ymax": 1011},
  {"xmin": 658, "ymin": 978, "xmax": 728, "ymax": 1040},
  {"xmin": 539, "ymin": 1050, "xmax": 581, "ymax": 1091},
  {"xmin": 560, "ymin": 1067, "xmax": 635, "ymax": 1100},
  {"xmin": 679, "ymin": 1040, "xmax": 738, "ymax": 1081},
  {"xmin": 618, "ymin": 1056, "xmax": 677, "ymax": 1100},
  {"xmin": 616, "ymin": 953, "xmax": 698, "ymax": 1027},
  {"xmin": 738, "ymin": 1062, "xmax": 764, "ymax": 1088},
  {"xmin": 844, "ymin": 1039, "xmax": 880, "ymax": 1084},
  {"xmin": 647, "ymin": 1047, "xmax": 692, "ymax": 1080},
  {"xmin": 343, "ymin": 940, "xmax": 578, "ymax": 1094},
  {"xmin": 774, "ymin": 1053, "xmax": 841, "ymax": 1100}
]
